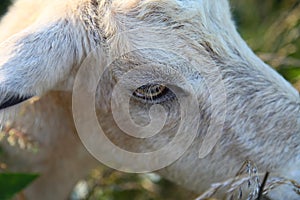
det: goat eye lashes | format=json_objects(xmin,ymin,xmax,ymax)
[{"xmin": 133, "ymin": 84, "xmax": 172, "ymax": 102}]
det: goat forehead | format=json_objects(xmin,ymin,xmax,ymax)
[
  {"xmin": 109, "ymin": 0, "xmax": 226, "ymax": 14},
  {"xmin": 104, "ymin": 0, "xmax": 232, "ymax": 37}
]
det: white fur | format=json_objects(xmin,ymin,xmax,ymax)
[{"xmin": 0, "ymin": 0, "xmax": 299, "ymax": 199}]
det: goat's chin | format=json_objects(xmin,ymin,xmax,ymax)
[
  {"xmin": 267, "ymin": 160, "xmax": 300, "ymax": 200},
  {"xmin": 268, "ymin": 185, "xmax": 299, "ymax": 200}
]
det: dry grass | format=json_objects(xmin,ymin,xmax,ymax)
[{"xmin": 195, "ymin": 160, "xmax": 300, "ymax": 200}]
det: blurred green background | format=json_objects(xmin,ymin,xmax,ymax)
[
  {"xmin": 231, "ymin": 0, "xmax": 300, "ymax": 87},
  {"xmin": 0, "ymin": 0, "xmax": 300, "ymax": 199}
]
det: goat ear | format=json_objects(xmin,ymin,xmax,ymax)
[{"xmin": 0, "ymin": 20, "xmax": 81, "ymax": 109}]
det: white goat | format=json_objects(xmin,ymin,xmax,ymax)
[{"xmin": 0, "ymin": 0, "xmax": 299, "ymax": 199}]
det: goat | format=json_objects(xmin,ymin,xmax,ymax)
[{"xmin": 0, "ymin": 0, "xmax": 299, "ymax": 199}]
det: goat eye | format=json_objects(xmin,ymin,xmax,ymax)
[{"xmin": 133, "ymin": 84, "xmax": 171, "ymax": 102}]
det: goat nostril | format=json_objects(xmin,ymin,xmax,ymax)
[{"xmin": 0, "ymin": 94, "xmax": 33, "ymax": 110}]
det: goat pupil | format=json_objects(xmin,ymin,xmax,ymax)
[{"xmin": 133, "ymin": 84, "xmax": 167, "ymax": 100}]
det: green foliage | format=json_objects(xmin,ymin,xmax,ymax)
[
  {"xmin": 231, "ymin": 0, "xmax": 300, "ymax": 84},
  {"xmin": 278, "ymin": 67, "xmax": 300, "ymax": 83},
  {"xmin": 0, "ymin": 0, "xmax": 11, "ymax": 17},
  {"xmin": 0, "ymin": 173, "xmax": 39, "ymax": 200},
  {"xmin": 72, "ymin": 168, "xmax": 195, "ymax": 200},
  {"xmin": 0, "ymin": 1, "xmax": 300, "ymax": 200}
]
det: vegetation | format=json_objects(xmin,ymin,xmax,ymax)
[
  {"xmin": 0, "ymin": 0, "xmax": 300, "ymax": 199},
  {"xmin": 231, "ymin": 0, "xmax": 300, "ymax": 86},
  {"xmin": 0, "ymin": 0, "xmax": 10, "ymax": 16},
  {"xmin": 0, "ymin": 173, "xmax": 38, "ymax": 200}
]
